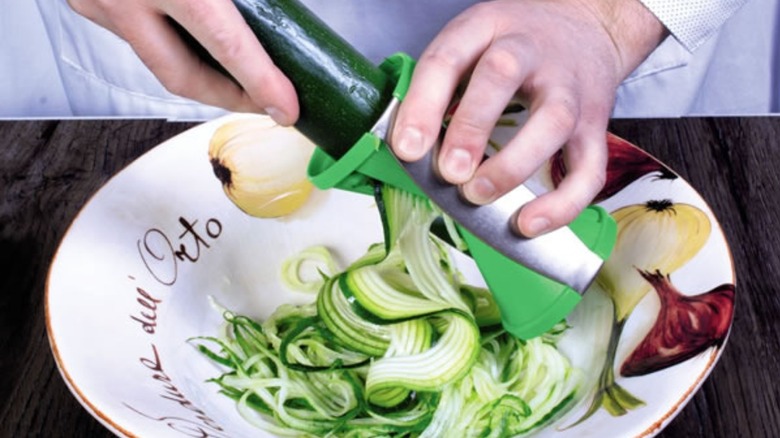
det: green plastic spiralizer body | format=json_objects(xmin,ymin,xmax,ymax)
[{"xmin": 231, "ymin": 0, "xmax": 617, "ymax": 339}]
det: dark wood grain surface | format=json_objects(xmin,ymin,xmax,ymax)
[{"xmin": 1, "ymin": 118, "xmax": 778, "ymax": 437}]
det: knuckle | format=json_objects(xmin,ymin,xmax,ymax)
[
  {"xmin": 555, "ymin": 171, "xmax": 605, "ymax": 223},
  {"xmin": 419, "ymin": 45, "xmax": 466, "ymax": 72},
  {"xmin": 546, "ymin": 99, "xmax": 579, "ymax": 134},
  {"xmin": 159, "ymin": 71, "xmax": 191, "ymax": 97},
  {"xmin": 558, "ymin": 196, "xmax": 588, "ymax": 223},
  {"xmin": 591, "ymin": 165, "xmax": 607, "ymax": 191},
  {"xmin": 178, "ymin": 2, "xmax": 246, "ymax": 64},
  {"xmin": 206, "ymin": 26, "xmax": 245, "ymax": 65},
  {"xmin": 152, "ymin": 60, "xmax": 200, "ymax": 99},
  {"xmin": 449, "ymin": 115, "xmax": 488, "ymax": 142},
  {"xmin": 178, "ymin": 0, "xmax": 213, "ymax": 23},
  {"xmin": 480, "ymin": 43, "xmax": 524, "ymax": 85},
  {"xmin": 488, "ymin": 158, "xmax": 527, "ymax": 194}
]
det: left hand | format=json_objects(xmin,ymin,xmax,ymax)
[
  {"xmin": 390, "ymin": 0, "xmax": 667, "ymax": 237},
  {"xmin": 68, "ymin": 0, "xmax": 299, "ymax": 124}
]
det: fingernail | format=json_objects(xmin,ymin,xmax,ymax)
[
  {"xmin": 464, "ymin": 176, "xmax": 497, "ymax": 204},
  {"xmin": 395, "ymin": 127, "xmax": 425, "ymax": 159},
  {"xmin": 443, "ymin": 148, "xmax": 474, "ymax": 182},
  {"xmin": 525, "ymin": 217, "xmax": 551, "ymax": 237}
]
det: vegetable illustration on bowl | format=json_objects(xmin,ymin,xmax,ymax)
[
  {"xmin": 208, "ymin": 115, "xmax": 316, "ymax": 218},
  {"xmin": 550, "ymin": 133, "xmax": 678, "ymax": 203},
  {"xmin": 571, "ymin": 199, "xmax": 714, "ymax": 425},
  {"xmin": 549, "ymin": 137, "xmax": 734, "ymax": 425},
  {"xmin": 621, "ymin": 270, "xmax": 735, "ymax": 377}
]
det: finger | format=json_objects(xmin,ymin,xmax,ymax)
[
  {"xmin": 163, "ymin": 0, "xmax": 298, "ymax": 124},
  {"xmin": 114, "ymin": 9, "xmax": 264, "ymax": 114},
  {"xmin": 460, "ymin": 85, "xmax": 579, "ymax": 205},
  {"xmin": 438, "ymin": 36, "xmax": 534, "ymax": 184},
  {"xmin": 514, "ymin": 126, "xmax": 608, "ymax": 237},
  {"xmin": 391, "ymin": 6, "xmax": 494, "ymax": 162}
]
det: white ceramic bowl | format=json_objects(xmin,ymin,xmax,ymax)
[{"xmin": 47, "ymin": 114, "xmax": 735, "ymax": 437}]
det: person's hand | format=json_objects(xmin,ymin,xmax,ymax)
[
  {"xmin": 391, "ymin": 0, "xmax": 667, "ymax": 237},
  {"xmin": 68, "ymin": 0, "xmax": 298, "ymax": 124}
]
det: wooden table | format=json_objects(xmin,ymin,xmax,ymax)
[{"xmin": 1, "ymin": 118, "xmax": 778, "ymax": 437}]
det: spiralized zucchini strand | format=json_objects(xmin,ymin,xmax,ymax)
[{"xmin": 194, "ymin": 185, "xmax": 580, "ymax": 436}]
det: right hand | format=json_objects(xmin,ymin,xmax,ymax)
[
  {"xmin": 68, "ymin": 0, "xmax": 299, "ymax": 124},
  {"xmin": 392, "ymin": 0, "xmax": 667, "ymax": 238}
]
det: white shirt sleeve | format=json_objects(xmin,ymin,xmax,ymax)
[{"xmin": 639, "ymin": 0, "xmax": 749, "ymax": 51}]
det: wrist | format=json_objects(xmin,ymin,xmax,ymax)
[{"xmin": 577, "ymin": 0, "xmax": 669, "ymax": 79}]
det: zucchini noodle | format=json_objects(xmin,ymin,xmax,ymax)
[{"xmin": 192, "ymin": 185, "xmax": 580, "ymax": 437}]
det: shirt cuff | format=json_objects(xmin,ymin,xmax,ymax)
[{"xmin": 638, "ymin": 0, "xmax": 749, "ymax": 51}]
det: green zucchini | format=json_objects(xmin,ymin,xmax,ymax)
[{"xmin": 232, "ymin": 0, "xmax": 395, "ymax": 158}]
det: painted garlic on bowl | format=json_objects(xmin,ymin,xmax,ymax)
[{"xmin": 208, "ymin": 116, "xmax": 316, "ymax": 218}]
